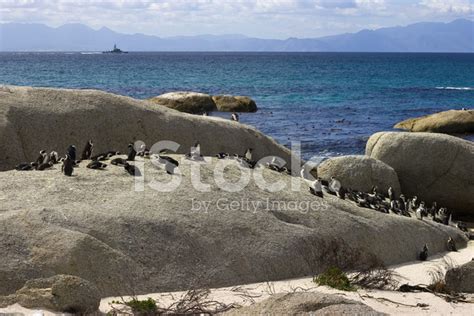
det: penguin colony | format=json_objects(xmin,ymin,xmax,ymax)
[
  {"xmin": 299, "ymin": 171, "xmax": 472, "ymax": 261},
  {"xmin": 15, "ymin": 140, "xmax": 471, "ymax": 261}
]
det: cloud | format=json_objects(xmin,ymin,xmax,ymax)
[
  {"xmin": 419, "ymin": 0, "xmax": 473, "ymax": 14},
  {"xmin": 0, "ymin": 0, "xmax": 472, "ymax": 38}
]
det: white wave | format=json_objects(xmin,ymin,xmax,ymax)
[
  {"xmin": 435, "ymin": 86, "xmax": 474, "ymax": 91},
  {"xmin": 80, "ymin": 52, "xmax": 102, "ymax": 55}
]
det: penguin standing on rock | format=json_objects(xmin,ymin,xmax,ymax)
[
  {"xmin": 309, "ymin": 178, "xmax": 324, "ymax": 198},
  {"xmin": 62, "ymin": 154, "xmax": 74, "ymax": 176},
  {"xmin": 67, "ymin": 145, "xmax": 77, "ymax": 162},
  {"xmin": 81, "ymin": 140, "xmax": 93, "ymax": 160},
  {"xmin": 447, "ymin": 237, "xmax": 457, "ymax": 252},
  {"xmin": 419, "ymin": 244, "xmax": 428, "ymax": 261},
  {"xmin": 35, "ymin": 150, "xmax": 47, "ymax": 166},
  {"xmin": 127, "ymin": 143, "xmax": 137, "ymax": 161},
  {"xmin": 231, "ymin": 112, "xmax": 239, "ymax": 122},
  {"xmin": 87, "ymin": 160, "xmax": 107, "ymax": 170},
  {"xmin": 124, "ymin": 163, "xmax": 141, "ymax": 176},
  {"xmin": 388, "ymin": 187, "xmax": 395, "ymax": 201}
]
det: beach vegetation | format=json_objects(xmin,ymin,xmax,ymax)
[{"xmin": 314, "ymin": 267, "xmax": 355, "ymax": 291}]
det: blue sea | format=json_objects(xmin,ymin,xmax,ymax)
[{"xmin": 0, "ymin": 52, "xmax": 473, "ymax": 160}]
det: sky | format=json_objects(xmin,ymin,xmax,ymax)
[{"xmin": 0, "ymin": 0, "xmax": 473, "ymax": 39}]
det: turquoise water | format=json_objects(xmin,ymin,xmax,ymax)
[{"xmin": 0, "ymin": 52, "xmax": 473, "ymax": 159}]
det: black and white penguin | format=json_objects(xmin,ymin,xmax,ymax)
[
  {"xmin": 419, "ymin": 244, "xmax": 428, "ymax": 261},
  {"xmin": 415, "ymin": 202, "xmax": 426, "ymax": 220},
  {"xmin": 309, "ymin": 178, "xmax": 324, "ymax": 198},
  {"xmin": 81, "ymin": 140, "xmax": 93, "ymax": 160},
  {"xmin": 62, "ymin": 154, "xmax": 74, "ymax": 176},
  {"xmin": 388, "ymin": 186, "xmax": 394, "ymax": 201},
  {"xmin": 124, "ymin": 163, "xmax": 141, "ymax": 176},
  {"xmin": 216, "ymin": 152, "xmax": 229, "ymax": 159},
  {"xmin": 67, "ymin": 145, "xmax": 77, "ymax": 162},
  {"xmin": 48, "ymin": 151, "xmax": 59, "ymax": 164},
  {"xmin": 185, "ymin": 141, "xmax": 203, "ymax": 161},
  {"xmin": 136, "ymin": 144, "xmax": 150, "ymax": 158},
  {"xmin": 15, "ymin": 162, "xmax": 35, "ymax": 171},
  {"xmin": 111, "ymin": 157, "xmax": 128, "ymax": 166},
  {"xmin": 157, "ymin": 155, "xmax": 179, "ymax": 174},
  {"xmin": 127, "ymin": 143, "xmax": 137, "ymax": 161},
  {"xmin": 35, "ymin": 150, "xmax": 47, "ymax": 166},
  {"xmin": 231, "ymin": 112, "xmax": 239, "ymax": 122},
  {"xmin": 447, "ymin": 237, "xmax": 457, "ymax": 252},
  {"xmin": 87, "ymin": 160, "xmax": 107, "ymax": 170},
  {"xmin": 329, "ymin": 176, "xmax": 341, "ymax": 195},
  {"xmin": 456, "ymin": 221, "xmax": 468, "ymax": 232},
  {"xmin": 36, "ymin": 161, "xmax": 53, "ymax": 171}
]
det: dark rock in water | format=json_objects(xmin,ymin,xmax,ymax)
[
  {"xmin": 223, "ymin": 292, "xmax": 385, "ymax": 316},
  {"xmin": 445, "ymin": 260, "xmax": 474, "ymax": 293},
  {"xmin": 212, "ymin": 95, "xmax": 258, "ymax": 112},
  {"xmin": 0, "ymin": 275, "xmax": 100, "ymax": 313}
]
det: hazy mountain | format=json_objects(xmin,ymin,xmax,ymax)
[{"xmin": 0, "ymin": 19, "xmax": 473, "ymax": 52}]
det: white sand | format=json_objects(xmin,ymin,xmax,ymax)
[{"xmin": 2, "ymin": 242, "xmax": 473, "ymax": 315}]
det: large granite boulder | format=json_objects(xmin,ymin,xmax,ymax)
[
  {"xmin": 394, "ymin": 109, "xmax": 474, "ymax": 134},
  {"xmin": 0, "ymin": 85, "xmax": 291, "ymax": 171},
  {"xmin": 212, "ymin": 95, "xmax": 258, "ymax": 112},
  {"xmin": 366, "ymin": 132, "xmax": 474, "ymax": 215},
  {"xmin": 317, "ymin": 155, "xmax": 401, "ymax": 195},
  {"xmin": 0, "ymin": 155, "xmax": 467, "ymax": 297},
  {"xmin": 148, "ymin": 91, "xmax": 217, "ymax": 114},
  {"xmin": 224, "ymin": 292, "xmax": 384, "ymax": 315},
  {"xmin": 445, "ymin": 260, "xmax": 474, "ymax": 293},
  {"xmin": 0, "ymin": 275, "xmax": 100, "ymax": 313}
]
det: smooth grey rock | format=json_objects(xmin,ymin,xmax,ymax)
[
  {"xmin": 148, "ymin": 91, "xmax": 217, "ymax": 114},
  {"xmin": 317, "ymin": 155, "xmax": 401, "ymax": 195},
  {"xmin": 0, "ymin": 156, "xmax": 467, "ymax": 297},
  {"xmin": 0, "ymin": 275, "xmax": 100, "ymax": 313},
  {"xmin": 445, "ymin": 260, "xmax": 474, "ymax": 293},
  {"xmin": 366, "ymin": 132, "xmax": 474, "ymax": 215},
  {"xmin": 223, "ymin": 292, "xmax": 385, "ymax": 315}
]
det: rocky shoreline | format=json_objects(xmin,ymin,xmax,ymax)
[{"xmin": 0, "ymin": 85, "xmax": 473, "ymax": 314}]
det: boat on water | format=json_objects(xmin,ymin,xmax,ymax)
[{"xmin": 102, "ymin": 44, "xmax": 128, "ymax": 54}]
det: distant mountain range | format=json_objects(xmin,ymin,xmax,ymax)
[{"xmin": 1, "ymin": 19, "xmax": 473, "ymax": 52}]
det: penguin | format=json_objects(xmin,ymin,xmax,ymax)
[
  {"xmin": 67, "ymin": 145, "xmax": 77, "ymax": 162},
  {"xmin": 447, "ymin": 237, "xmax": 457, "ymax": 252},
  {"xmin": 329, "ymin": 176, "xmax": 341, "ymax": 195},
  {"xmin": 91, "ymin": 153, "xmax": 108, "ymax": 161},
  {"xmin": 15, "ymin": 162, "xmax": 35, "ymax": 171},
  {"xmin": 62, "ymin": 154, "xmax": 74, "ymax": 176},
  {"xmin": 111, "ymin": 157, "xmax": 128, "ymax": 166},
  {"xmin": 87, "ymin": 160, "xmax": 107, "ymax": 170},
  {"xmin": 48, "ymin": 151, "xmax": 59, "ymax": 164},
  {"xmin": 136, "ymin": 144, "xmax": 150, "ymax": 158},
  {"xmin": 36, "ymin": 161, "xmax": 53, "ymax": 171},
  {"xmin": 241, "ymin": 148, "xmax": 255, "ymax": 168},
  {"xmin": 309, "ymin": 178, "xmax": 324, "ymax": 198},
  {"xmin": 231, "ymin": 112, "xmax": 239, "ymax": 122},
  {"xmin": 216, "ymin": 152, "xmax": 229, "ymax": 159},
  {"xmin": 419, "ymin": 244, "xmax": 428, "ymax": 261},
  {"xmin": 127, "ymin": 143, "xmax": 137, "ymax": 161},
  {"xmin": 185, "ymin": 141, "xmax": 203, "ymax": 161},
  {"xmin": 158, "ymin": 155, "xmax": 179, "ymax": 175},
  {"xmin": 388, "ymin": 186, "xmax": 394, "ymax": 201},
  {"xmin": 202, "ymin": 112, "xmax": 208, "ymax": 116},
  {"xmin": 429, "ymin": 201, "xmax": 438, "ymax": 218},
  {"xmin": 124, "ymin": 163, "xmax": 141, "ymax": 177},
  {"xmin": 415, "ymin": 202, "xmax": 426, "ymax": 220},
  {"xmin": 35, "ymin": 150, "xmax": 47, "ymax": 166},
  {"xmin": 81, "ymin": 140, "xmax": 93, "ymax": 160},
  {"xmin": 244, "ymin": 148, "xmax": 253, "ymax": 162},
  {"xmin": 266, "ymin": 157, "xmax": 283, "ymax": 172},
  {"xmin": 456, "ymin": 221, "xmax": 468, "ymax": 232}
]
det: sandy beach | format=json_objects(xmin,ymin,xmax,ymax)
[{"xmin": 5, "ymin": 242, "xmax": 470, "ymax": 315}]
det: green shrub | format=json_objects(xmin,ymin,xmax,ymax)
[
  {"xmin": 314, "ymin": 267, "xmax": 355, "ymax": 291},
  {"xmin": 124, "ymin": 297, "xmax": 157, "ymax": 315}
]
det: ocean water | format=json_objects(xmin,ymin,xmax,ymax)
[{"xmin": 0, "ymin": 52, "xmax": 473, "ymax": 160}]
